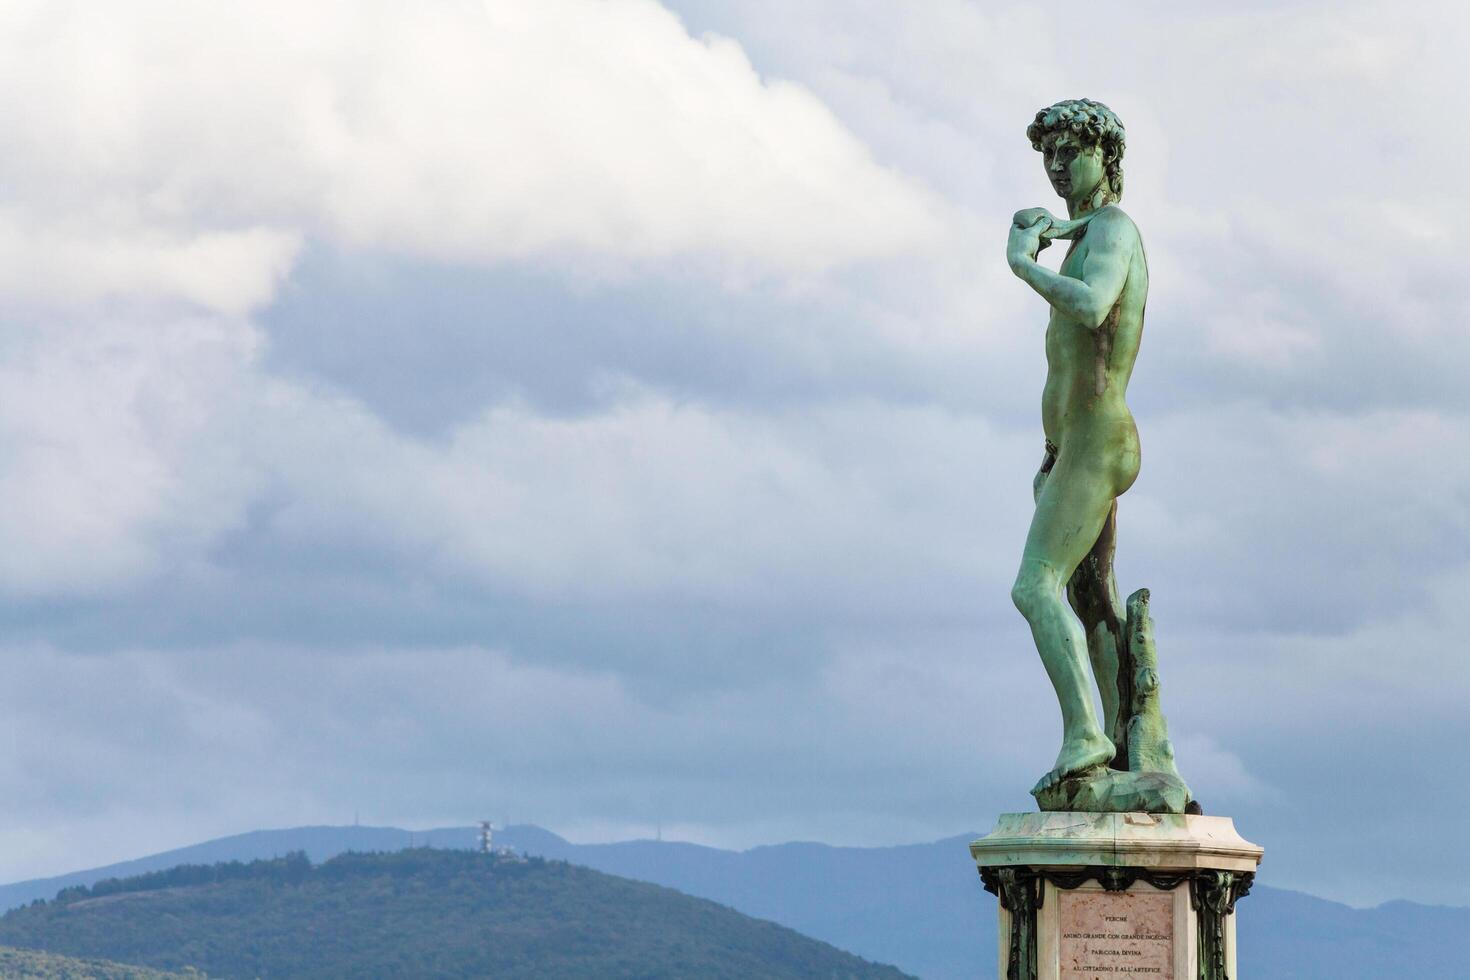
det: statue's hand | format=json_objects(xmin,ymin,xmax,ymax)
[
  {"xmin": 1007, "ymin": 214, "xmax": 1047, "ymax": 271},
  {"xmin": 1012, "ymin": 207, "xmax": 1057, "ymax": 231}
]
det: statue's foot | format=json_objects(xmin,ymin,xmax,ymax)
[{"xmin": 1031, "ymin": 732, "xmax": 1115, "ymax": 796}]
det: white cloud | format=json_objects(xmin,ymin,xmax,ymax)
[
  {"xmin": 0, "ymin": 314, "xmax": 263, "ymax": 595},
  {"xmin": 0, "ymin": 219, "xmax": 301, "ymax": 317},
  {"xmin": 0, "ymin": 0, "xmax": 941, "ymax": 308},
  {"xmin": 0, "ymin": 0, "xmax": 949, "ymax": 597}
]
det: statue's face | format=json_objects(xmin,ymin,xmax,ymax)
[{"xmin": 1040, "ymin": 131, "xmax": 1106, "ymax": 204}]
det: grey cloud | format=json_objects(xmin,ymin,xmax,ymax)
[
  {"xmin": 259, "ymin": 249, "xmax": 945, "ymax": 435},
  {"xmin": 0, "ymin": 638, "xmax": 1033, "ymax": 875}
]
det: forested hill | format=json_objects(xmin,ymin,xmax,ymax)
[{"xmin": 0, "ymin": 849, "xmax": 912, "ymax": 980}]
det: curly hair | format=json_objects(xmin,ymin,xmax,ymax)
[{"xmin": 1026, "ymin": 99, "xmax": 1126, "ymax": 199}]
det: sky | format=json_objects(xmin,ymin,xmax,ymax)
[{"xmin": 1, "ymin": 0, "xmax": 1468, "ymax": 909}]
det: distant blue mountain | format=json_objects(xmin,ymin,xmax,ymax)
[{"xmin": 2, "ymin": 825, "xmax": 1464, "ymax": 979}]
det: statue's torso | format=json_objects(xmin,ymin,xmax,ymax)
[{"xmin": 1040, "ymin": 208, "xmax": 1148, "ymax": 471}]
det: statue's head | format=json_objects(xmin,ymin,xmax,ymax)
[{"xmin": 1026, "ymin": 99, "xmax": 1125, "ymax": 207}]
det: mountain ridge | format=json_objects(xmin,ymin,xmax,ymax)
[{"xmin": 4, "ymin": 824, "xmax": 1465, "ymax": 979}]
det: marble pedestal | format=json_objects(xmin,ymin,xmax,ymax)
[{"xmin": 972, "ymin": 812, "xmax": 1262, "ymax": 980}]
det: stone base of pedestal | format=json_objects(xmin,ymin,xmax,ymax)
[{"xmin": 972, "ymin": 812, "xmax": 1262, "ymax": 980}]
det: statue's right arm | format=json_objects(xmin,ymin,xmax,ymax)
[{"xmin": 1009, "ymin": 209, "xmax": 1134, "ymax": 329}]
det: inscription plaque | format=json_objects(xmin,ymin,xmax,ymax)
[{"xmin": 1058, "ymin": 886, "xmax": 1174, "ymax": 979}]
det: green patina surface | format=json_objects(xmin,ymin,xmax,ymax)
[{"xmin": 1006, "ymin": 99, "xmax": 1190, "ymax": 814}]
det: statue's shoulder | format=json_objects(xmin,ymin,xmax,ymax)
[
  {"xmin": 1084, "ymin": 205, "xmax": 1142, "ymax": 255},
  {"xmin": 1089, "ymin": 204, "xmax": 1139, "ymax": 237}
]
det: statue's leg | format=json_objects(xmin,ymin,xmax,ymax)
[
  {"xmin": 1012, "ymin": 449, "xmax": 1119, "ymax": 793},
  {"xmin": 1066, "ymin": 503, "xmax": 1131, "ymax": 770}
]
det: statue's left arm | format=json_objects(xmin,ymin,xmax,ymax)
[{"xmin": 1007, "ymin": 209, "xmax": 1134, "ymax": 328}]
